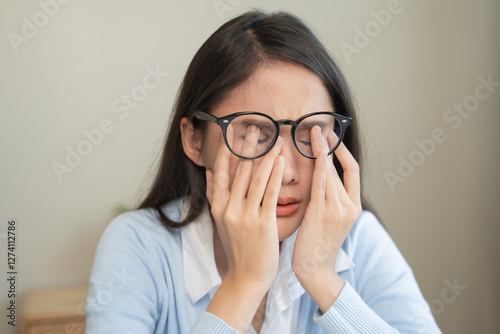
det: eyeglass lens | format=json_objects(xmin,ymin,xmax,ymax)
[{"xmin": 227, "ymin": 113, "xmax": 342, "ymax": 159}]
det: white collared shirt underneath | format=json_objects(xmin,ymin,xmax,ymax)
[{"xmin": 181, "ymin": 203, "xmax": 355, "ymax": 334}]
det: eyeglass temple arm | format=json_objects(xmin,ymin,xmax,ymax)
[{"xmin": 193, "ymin": 110, "xmax": 217, "ymax": 123}]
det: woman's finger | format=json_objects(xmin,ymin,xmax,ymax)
[
  {"xmin": 325, "ymin": 131, "xmax": 340, "ymax": 178},
  {"xmin": 310, "ymin": 126, "xmax": 339, "ymax": 203},
  {"xmin": 331, "ymin": 131, "xmax": 362, "ymax": 211},
  {"xmin": 246, "ymin": 136, "xmax": 283, "ymax": 209},
  {"xmin": 261, "ymin": 153, "xmax": 286, "ymax": 216},
  {"xmin": 326, "ymin": 131, "xmax": 351, "ymax": 205},
  {"xmin": 229, "ymin": 125, "xmax": 261, "ymax": 203},
  {"xmin": 309, "ymin": 150, "xmax": 328, "ymax": 207},
  {"xmin": 328, "ymin": 131, "xmax": 361, "ymax": 209},
  {"xmin": 310, "ymin": 125, "xmax": 325, "ymax": 159}
]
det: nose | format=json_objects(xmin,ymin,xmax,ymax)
[{"xmin": 277, "ymin": 132, "xmax": 298, "ymax": 185}]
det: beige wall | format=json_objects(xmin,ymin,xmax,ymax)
[{"xmin": 1, "ymin": 0, "xmax": 498, "ymax": 333}]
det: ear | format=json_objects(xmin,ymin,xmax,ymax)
[{"xmin": 180, "ymin": 117, "xmax": 205, "ymax": 167}]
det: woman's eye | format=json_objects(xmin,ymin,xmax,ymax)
[
  {"xmin": 298, "ymin": 140, "xmax": 311, "ymax": 147},
  {"xmin": 237, "ymin": 135, "xmax": 270, "ymax": 144},
  {"xmin": 258, "ymin": 137, "xmax": 270, "ymax": 144}
]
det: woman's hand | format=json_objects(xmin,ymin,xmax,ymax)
[
  {"xmin": 205, "ymin": 125, "xmax": 286, "ymax": 332},
  {"xmin": 292, "ymin": 126, "xmax": 362, "ymax": 312},
  {"xmin": 206, "ymin": 124, "xmax": 285, "ymax": 286}
]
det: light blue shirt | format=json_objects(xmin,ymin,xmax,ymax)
[{"xmin": 85, "ymin": 197, "xmax": 441, "ymax": 333}]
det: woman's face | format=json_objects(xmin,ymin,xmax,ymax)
[{"xmin": 199, "ymin": 61, "xmax": 334, "ymax": 241}]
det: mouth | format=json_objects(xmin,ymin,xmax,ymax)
[{"xmin": 276, "ymin": 197, "xmax": 300, "ymax": 217}]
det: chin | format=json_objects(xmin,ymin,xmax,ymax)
[{"xmin": 277, "ymin": 216, "xmax": 301, "ymax": 241}]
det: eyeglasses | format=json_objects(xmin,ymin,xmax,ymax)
[{"xmin": 193, "ymin": 110, "xmax": 352, "ymax": 159}]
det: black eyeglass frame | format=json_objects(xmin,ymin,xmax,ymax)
[{"xmin": 193, "ymin": 110, "xmax": 352, "ymax": 159}]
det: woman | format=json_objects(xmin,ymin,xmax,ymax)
[{"xmin": 85, "ymin": 10, "xmax": 441, "ymax": 333}]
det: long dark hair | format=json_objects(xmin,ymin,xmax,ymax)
[{"xmin": 138, "ymin": 10, "xmax": 376, "ymax": 227}]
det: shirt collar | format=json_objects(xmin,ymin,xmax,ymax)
[
  {"xmin": 180, "ymin": 198, "xmax": 355, "ymax": 305},
  {"xmin": 181, "ymin": 199, "xmax": 221, "ymax": 305},
  {"xmin": 265, "ymin": 227, "xmax": 354, "ymax": 328}
]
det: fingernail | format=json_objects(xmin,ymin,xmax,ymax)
[{"xmin": 276, "ymin": 136, "xmax": 283, "ymax": 145}]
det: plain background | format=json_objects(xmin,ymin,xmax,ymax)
[{"xmin": 1, "ymin": 0, "xmax": 499, "ymax": 333}]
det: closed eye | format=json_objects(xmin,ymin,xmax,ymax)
[{"xmin": 298, "ymin": 140, "xmax": 311, "ymax": 146}]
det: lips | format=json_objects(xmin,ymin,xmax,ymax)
[{"xmin": 276, "ymin": 197, "xmax": 300, "ymax": 217}]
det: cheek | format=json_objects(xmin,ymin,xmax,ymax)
[{"xmin": 200, "ymin": 128, "xmax": 223, "ymax": 169}]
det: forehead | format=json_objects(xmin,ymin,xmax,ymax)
[{"xmin": 212, "ymin": 62, "xmax": 334, "ymax": 120}]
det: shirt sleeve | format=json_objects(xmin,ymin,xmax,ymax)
[
  {"xmin": 190, "ymin": 312, "xmax": 239, "ymax": 334},
  {"xmin": 312, "ymin": 211, "xmax": 442, "ymax": 333},
  {"xmin": 85, "ymin": 213, "xmax": 241, "ymax": 334},
  {"xmin": 85, "ymin": 215, "xmax": 161, "ymax": 333}
]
